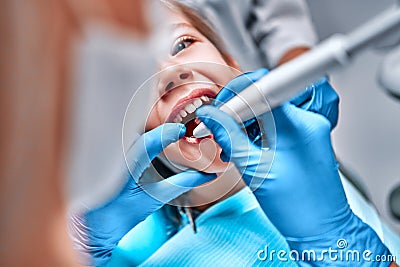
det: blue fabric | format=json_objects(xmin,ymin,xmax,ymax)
[
  {"xmin": 140, "ymin": 187, "xmax": 296, "ymax": 266},
  {"xmin": 105, "ymin": 209, "xmax": 177, "ymax": 266}
]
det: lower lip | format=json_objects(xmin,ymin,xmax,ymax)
[{"xmin": 183, "ymin": 135, "xmax": 214, "ymax": 144}]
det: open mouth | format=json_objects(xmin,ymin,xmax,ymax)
[
  {"xmin": 183, "ymin": 117, "xmax": 213, "ymax": 144},
  {"xmin": 168, "ymin": 91, "xmax": 215, "ymax": 143}
]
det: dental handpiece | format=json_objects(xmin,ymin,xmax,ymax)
[{"xmin": 193, "ymin": 5, "xmax": 400, "ymax": 138}]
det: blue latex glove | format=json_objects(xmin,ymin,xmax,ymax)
[
  {"xmin": 106, "ymin": 208, "xmax": 178, "ymax": 266},
  {"xmin": 214, "ymin": 68, "xmax": 339, "ymax": 131},
  {"xmin": 196, "ymin": 71, "xmax": 392, "ymax": 266},
  {"xmin": 70, "ymin": 123, "xmax": 215, "ymax": 266}
]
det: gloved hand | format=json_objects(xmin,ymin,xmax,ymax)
[
  {"xmin": 214, "ymin": 68, "xmax": 339, "ymax": 130},
  {"xmin": 196, "ymin": 70, "xmax": 392, "ymax": 266},
  {"xmin": 70, "ymin": 123, "xmax": 215, "ymax": 266}
]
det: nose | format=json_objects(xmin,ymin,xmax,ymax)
[{"xmin": 159, "ymin": 65, "xmax": 194, "ymax": 94}]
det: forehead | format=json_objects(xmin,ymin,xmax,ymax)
[
  {"xmin": 164, "ymin": 7, "xmax": 197, "ymax": 35},
  {"xmin": 164, "ymin": 5, "xmax": 189, "ymax": 23}
]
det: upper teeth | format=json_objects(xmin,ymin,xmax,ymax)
[{"xmin": 173, "ymin": 95, "xmax": 210, "ymax": 123}]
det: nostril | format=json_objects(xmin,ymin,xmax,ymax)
[
  {"xmin": 165, "ymin": 82, "xmax": 174, "ymax": 91},
  {"xmin": 180, "ymin": 73, "xmax": 189, "ymax": 79}
]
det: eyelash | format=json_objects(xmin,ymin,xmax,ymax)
[{"xmin": 171, "ymin": 36, "xmax": 196, "ymax": 56}]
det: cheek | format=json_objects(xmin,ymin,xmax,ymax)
[
  {"xmin": 191, "ymin": 47, "xmax": 226, "ymax": 64},
  {"xmin": 181, "ymin": 45, "xmax": 239, "ymax": 86},
  {"xmin": 145, "ymin": 107, "xmax": 160, "ymax": 131},
  {"xmin": 145, "ymin": 98, "xmax": 170, "ymax": 131}
]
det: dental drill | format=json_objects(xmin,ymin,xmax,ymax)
[{"xmin": 193, "ymin": 5, "xmax": 400, "ymax": 138}]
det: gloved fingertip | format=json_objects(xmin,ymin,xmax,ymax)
[
  {"xmin": 239, "ymin": 68, "xmax": 269, "ymax": 84},
  {"xmin": 196, "ymin": 106, "xmax": 228, "ymax": 131},
  {"xmin": 251, "ymin": 68, "xmax": 269, "ymax": 79},
  {"xmin": 178, "ymin": 124, "xmax": 187, "ymax": 138},
  {"xmin": 195, "ymin": 105, "xmax": 216, "ymax": 119},
  {"xmin": 214, "ymin": 88, "xmax": 236, "ymax": 104},
  {"xmin": 149, "ymin": 123, "xmax": 187, "ymax": 150},
  {"xmin": 163, "ymin": 122, "xmax": 186, "ymax": 138}
]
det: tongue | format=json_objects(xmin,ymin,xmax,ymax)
[{"xmin": 185, "ymin": 118, "xmax": 200, "ymax": 137}]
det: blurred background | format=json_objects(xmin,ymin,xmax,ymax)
[{"xmin": 307, "ymin": 0, "xmax": 400, "ymax": 234}]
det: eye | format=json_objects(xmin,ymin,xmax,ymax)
[{"xmin": 171, "ymin": 36, "xmax": 196, "ymax": 56}]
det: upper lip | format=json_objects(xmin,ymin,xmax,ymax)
[{"xmin": 167, "ymin": 87, "xmax": 217, "ymax": 123}]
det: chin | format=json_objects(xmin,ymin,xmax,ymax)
[
  {"xmin": 163, "ymin": 138, "xmax": 230, "ymax": 173},
  {"xmin": 168, "ymin": 154, "xmax": 229, "ymax": 173}
]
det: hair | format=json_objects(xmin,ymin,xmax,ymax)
[{"xmin": 162, "ymin": 0, "xmax": 233, "ymax": 65}]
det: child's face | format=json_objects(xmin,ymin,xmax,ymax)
[{"xmin": 145, "ymin": 8, "xmax": 240, "ymax": 173}]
